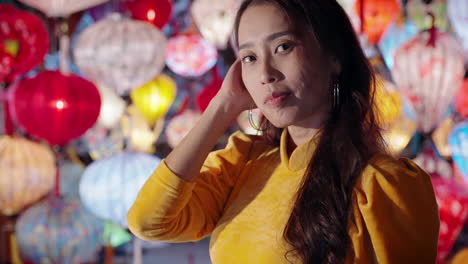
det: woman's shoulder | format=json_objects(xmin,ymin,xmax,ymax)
[{"xmin": 225, "ymin": 131, "xmax": 275, "ymax": 153}]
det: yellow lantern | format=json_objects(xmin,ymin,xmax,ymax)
[
  {"xmin": 432, "ymin": 116, "xmax": 455, "ymax": 159},
  {"xmin": 130, "ymin": 74, "xmax": 176, "ymax": 126},
  {"xmin": 0, "ymin": 136, "xmax": 55, "ymax": 216},
  {"xmin": 373, "ymin": 78, "xmax": 402, "ymax": 126}
]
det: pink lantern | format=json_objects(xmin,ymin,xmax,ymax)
[
  {"xmin": 17, "ymin": 0, "xmax": 109, "ymax": 17},
  {"xmin": 9, "ymin": 71, "xmax": 101, "ymax": 146},
  {"xmin": 455, "ymin": 79, "xmax": 468, "ymax": 118},
  {"xmin": 165, "ymin": 33, "xmax": 218, "ymax": 77},
  {"xmin": 0, "ymin": 5, "xmax": 49, "ymax": 83},
  {"xmin": 392, "ymin": 30, "xmax": 465, "ymax": 132}
]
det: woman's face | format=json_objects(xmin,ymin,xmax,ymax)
[{"xmin": 237, "ymin": 2, "xmax": 338, "ymax": 128}]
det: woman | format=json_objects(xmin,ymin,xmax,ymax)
[{"xmin": 127, "ymin": 0, "xmax": 440, "ymax": 263}]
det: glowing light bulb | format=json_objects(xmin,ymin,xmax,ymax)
[
  {"xmin": 147, "ymin": 9, "xmax": 156, "ymax": 21},
  {"xmin": 55, "ymin": 100, "xmax": 65, "ymax": 110}
]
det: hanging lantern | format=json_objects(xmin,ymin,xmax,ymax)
[
  {"xmin": 166, "ymin": 110, "xmax": 202, "ymax": 148},
  {"xmin": 382, "ymin": 113, "xmax": 417, "ymax": 155},
  {"xmin": 74, "ymin": 14, "xmax": 167, "ymax": 95},
  {"xmin": 432, "ymin": 116, "xmax": 455, "ymax": 159},
  {"xmin": 392, "ymin": 31, "xmax": 465, "ymax": 133},
  {"xmin": 82, "ymin": 123, "xmax": 125, "ymax": 160},
  {"xmin": 449, "ymin": 121, "xmax": 468, "ymax": 180},
  {"xmin": 124, "ymin": 0, "xmax": 172, "ymax": 29},
  {"xmin": 79, "ymin": 152, "xmax": 160, "ymax": 227},
  {"xmin": 354, "ymin": 0, "xmax": 401, "ymax": 45},
  {"xmin": 455, "ymin": 79, "xmax": 468, "ymax": 118},
  {"xmin": 448, "ymin": 0, "xmax": 468, "ymax": 61},
  {"xmin": 373, "ymin": 78, "xmax": 402, "ymax": 126},
  {"xmin": 130, "ymin": 74, "xmax": 177, "ymax": 126},
  {"xmin": 430, "ymin": 177, "xmax": 468, "ymax": 264},
  {"xmin": 17, "ymin": 0, "xmax": 109, "ymax": 17},
  {"xmin": 165, "ymin": 33, "xmax": 218, "ymax": 77},
  {"xmin": 15, "ymin": 196, "xmax": 103, "ymax": 263},
  {"xmin": 378, "ymin": 20, "xmax": 418, "ymax": 69},
  {"xmin": 191, "ymin": 0, "xmax": 239, "ymax": 49},
  {"xmin": 407, "ymin": 0, "xmax": 449, "ymax": 31},
  {"xmin": 0, "ymin": 136, "xmax": 55, "ymax": 216},
  {"xmin": 121, "ymin": 105, "xmax": 163, "ymax": 153},
  {"xmin": 97, "ymin": 84, "xmax": 126, "ymax": 129},
  {"xmin": 9, "ymin": 70, "xmax": 101, "ymax": 146},
  {"xmin": 0, "ymin": 5, "xmax": 49, "ymax": 83},
  {"xmin": 58, "ymin": 160, "xmax": 85, "ymax": 199},
  {"xmin": 196, "ymin": 68, "xmax": 222, "ymax": 112}
]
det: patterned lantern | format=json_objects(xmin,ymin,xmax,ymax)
[
  {"xmin": 79, "ymin": 152, "xmax": 160, "ymax": 226},
  {"xmin": 431, "ymin": 177, "xmax": 468, "ymax": 263},
  {"xmin": 165, "ymin": 33, "xmax": 218, "ymax": 77},
  {"xmin": 449, "ymin": 121, "xmax": 468, "ymax": 180},
  {"xmin": 15, "ymin": 196, "xmax": 103, "ymax": 263},
  {"xmin": 97, "ymin": 84, "xmax": 126, "ymax": 129},
  {"xmin": 378, "ymin": 20, "xmax": 418, "ymax": 69},
  {"xmin": 17, "ymin": 0, "xmax": 109, "ymax": 17},
  {"xmin": 191, "ymin": 0, "xmax": 240, "ymax": 49},
  {"xmin": 131, "ymin": 74, "xmax": 177, "ymax": 126},
  {"xmin": 9, "ymin": 70, "xmax": 101, "ymax": 146},
  {"xmin": 166, "ymin": 110, "xmax": 202, "ymax": 148},
  {"xmin": 392, "ymin": 31, "xmax": 465, "ymax": 133},
  {"xmin": 354, "ymin": 0, "xmax": 401, "ymax": 45},
  {"xmin": 124, "ymin": 0, "xmax": 172, "ymax": 29},
  {"xmin": 74, "ymin": 14, "xmax": 167, "ymax": 95},
  {"xmin": 448, "ymin": 0, "xmax": 468, "ymax": 60},
  {"xmin": 407, "ymin": 0, "xmax": 449, "ymax": 31},
  {"xmin": 0, "ymin": 5, "xmax": 49, "ymax": 83},
  {"xmin": 0, "ymin": 136, "xmax": 55, "ymax": 216},
  {"xmin": 455, "ymin": 79, "xmax": 468, "ymax": 118}
]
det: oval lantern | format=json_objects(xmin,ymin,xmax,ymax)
[
  {"xmin": 0, "ymin": 5, "xmax": 49, "ymax": 83},
  {"xmin": 378, "ymin": 20, "xmax": 418, "ymax": 69},
  {"xmin": 131, "ymin": 74, "xmax": 177, "ymax": 126},
  {"xmin": 392, "ymin": 31, "xmax": 465, "ymax": 133},
  {"xmin": 407, "ymin": 0, "xmax": 449, "ymax": 31},
  {"xmin": 15, "ymin": 196, "xmax": 103, "ymax": 264},
  {"xmin": 9, "ymin": 70, "xmax": 101, "ymax": 146},
  {"xmin": 191, "ymin": 0, "xmax": 239, "ymax": 49},
  {"xmin": 74, "ymin": 14, "xmax": 167, "ymax": 95},
  {"xmin": 354, "ymin": 0, "xmax": 401, "ymax": 45},
  {"xmin": 165, "ymin": 33, "xmax": 218, "ymax": 77},
  {"xmin": 455, "ymin": 79, "xmax": 468, "ymax": 118},
  {"xmin": 97, "ymin": 84, "xmax": 126, "ymax": 129},
  {"xmin": 18, "ymin": 0, "xmax": 109, "ymax": 17},
  {"xmin": 449, "ymin": 121, "xmax": 468, "ymax": 180},
  {"xmin": 79, "ymin": 152, "xmax": 160, "ymax": 226},
  {"xmin": 166, "ymin": 110, "xmax": 202, "ymax": 148},
  {"xmin": 448, "ymin": 0, "xmax": 468, "ymax": 61},
  {"xmin": 0, "ymin": 136, "xmax": 55, "ymax": 216},
  {"xmin": 124, "ymin": 0, "xmax": 172, "ymax": 29}
]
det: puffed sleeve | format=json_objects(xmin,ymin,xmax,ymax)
[
  {"xmin": 347, "ymin": 154, "xmax": 440, "ymax": 264},
  {"xmin": 127, "ymin": 131, "xmax": 255, "ymax": 242}
]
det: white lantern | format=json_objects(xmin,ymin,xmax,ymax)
[
  {"xmin": 18, "ymin": 0, "xmax": 109, "ymax": 17},
  {"xmin": 97, "ymin": 84, "xmax": 126, "ymax": 129},
  {"xmin": 391, "ymin": 31, "xmax": 465, "ymax": 133},
  {"xmin": 74, "ymin": 14, "xmax": 167, "ymax": 95},
  {"xmin": 448, "ymin": 0, "xmax": 468, "ymax": 61},
  {"xmin": 79, "ymin": 152, "xmax": 160, "ymax": 226}
]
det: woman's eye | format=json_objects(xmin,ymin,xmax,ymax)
[
  {"xmin": 242, "ymin": 55, "xmax": 256, "ymax": 63},
  {"xmin": 276, "ymin": 43, "xmax": 291, "ymax": 53}
]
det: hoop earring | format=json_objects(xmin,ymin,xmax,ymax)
[
  {"xmin": 332, "ymin": 77, "xmax": 340, "ymax": 110},
  {"xmin": 248, "ymin": 105, "xmax": 263, "ymax": 132}
]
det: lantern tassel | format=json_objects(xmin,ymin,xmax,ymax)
[{"xmin": 426, "ymin": 12, "xmax": 437, "ymax": 47}]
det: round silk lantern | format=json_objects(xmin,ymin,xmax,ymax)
[
  {"xmin": 191, "ymin": 0, "xmax": 240, "ymax": 49},
  {"xmin": 449, "ymin": 121, "xmax": 468, "ymax": 180},
  {"xmin": 165, "ymin": 34, "xmax": 218, "ymax": 77},
  {"xmin": 18, "ymin": 0, "xmax": 109, "ymax": 17},
  {"xmin": 455, "ymin": 79, "xmax": 468, "ymax": 118},
  {"xmin": 0, "ymin": 5, "xmax": 49, "ymax": 83},
  {"xmin": 124, "ymin": 0, "xmax": 172, "ymax": 29},
  {"xmin": 74, "ymin": 14, "xmax": 167, "ymax": 95},
  {"xmin": 354, "ymin": 0, "xmax": 401, "ymax": 45},
  {"xmin": 15, "ymin": 196, "xmax": 103, "ymax": 264},
  {"xmin": 9, "ymin": 70, "xmax": 101, "ymax": 146},
  {"xmin": 166, "ymin": 110, "xmax": 202, "ymax": 148},
  {"xmin": 97, "ymin": 84, "xmax": 126, "ymax": 129},
  {"xmin": 431, "ymin": 177, "xmax": 468, "ymax": 263},
  {"xmin": 392, "ymin": 31, "xmax": 465, "ymax": 133},
  {"xmin": 130, "ymin": 74, "xmax": 177, "ymax": 126},
  {"xmin": 407, "ymin": 0, "xmax": 449, "ymax": 31},
  {"xmin": 0, "ymin": 136, "xmax": 55, "ymax": 216},
  {"xmin": 79, "ymin": 152, "xmax": 160, "ymax": 226},
  {"xmin": 448, "ymin": 0, "xmax": 468, "ymax": 60},
  {"xmin": 378, "ymin": 20, "xmax": 418, "ymax": 69}
]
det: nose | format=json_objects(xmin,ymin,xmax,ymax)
[{"xmin": 260, "ymin": 59, "xmax": 279, "ymax": 85}]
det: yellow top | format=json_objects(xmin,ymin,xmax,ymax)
[
  {"xmin": 448, "ymin": 248, "xmax": 468, "ymax": 264},
  {"xmin": 127, "ymin": 129, "xmax": 440, "ymax": 264}
]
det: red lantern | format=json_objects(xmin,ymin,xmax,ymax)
[
  {"xmin": 196, "ymin": 67, "xmax": 222, "ymax": 112},
  {"xmin": 124, "ymin": 0, "xmax": 172, "ymax": 29},
  {"xmin": 9, "ymin": 71, "xmax": 101, "ymax": 146},
  {"xmin": 0, "ymin": 5, "xmax": 49, "ymax": 83},
  {"xmin": 354, "ymin": 0, "xmax": 401, "ymax": 45},
  {"xmin": 455, "ymin": 79, "xmax": 468, "ymax": 118}
]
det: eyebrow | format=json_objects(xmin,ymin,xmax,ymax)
[{"xmin": 238, "ymin": 31, "xmax": 294, "ymax": 51}]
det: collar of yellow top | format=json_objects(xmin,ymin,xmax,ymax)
[{"xmin": 280, "ymin": 128, "xmax": 321, "ymax": 172}]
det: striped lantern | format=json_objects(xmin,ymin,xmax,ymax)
[
  {"xmin": 448, "ymin": 0, "xmax": 468, "ymax": 61},
  {"xmin": 79, "ymin": 152, "xmax": 160, "ymax": 226},
  {"xmin": 15, "ymin": 196, "xmax": 103, "ymax": 264},
  {"xmin": 391, "ymin": 30, "xmax": 465, "ymax": 133},
  {"xmin": 74, "ymin": 14, "xmax": 167, "ymax": 95},
  {"xmin": 0, "ymin": 136, "xmax": 55, "ymax": 216},
  {"xmin": 17, "ymin": 0, "xmax": 109, "ymax": 17}
]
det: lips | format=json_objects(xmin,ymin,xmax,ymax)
[{"xmin": 264, "ymin": 91, "xmax": 291, "ymax": 106}]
